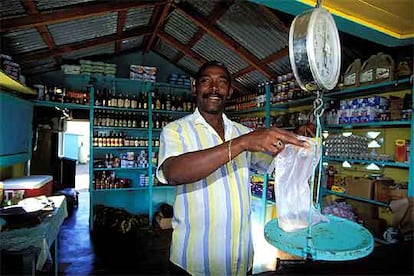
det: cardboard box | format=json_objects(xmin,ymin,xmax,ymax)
[
  {"xmin": 375, "ymin": 182, "xmax": 407, "ymax": 203},
  {"xmin": 345, "ymin": 177, "xmax": 377, "ymax": 221},
  {"xmin": 345, "ymin": 176, "xmax": 374, "ymax": 199}
]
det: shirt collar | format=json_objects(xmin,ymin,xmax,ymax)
[{"xmin": 193, "ymin": 108, "xmax": 234, "ymax": 141}]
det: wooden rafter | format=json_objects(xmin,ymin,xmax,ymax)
[
  {"xmin": 143, "ymin": 2, "xmax": 171, "ymax": 53},
  {"xmin": 115, "ymin": 10, "xmax": 128, "ymax": 55},
  {"xmin": 1, "ymin": 1, "xmax": 164, "ymax": 32},
  {"xmin": 16, "ymin": 26, "xmax": 153, "ymax": 62},
  {"xmin": 21, "ymin": 0, "xmax": 59, "ymax": 66},
  {"xmin": 172, "ymin": 0, "xmax": 235, "ymax": 64},
  {"xmin": 232, "ymin": 47, "xmax": 289, "ymax": 79},
  {"xmin": 142, "ymin": 4, "xmax": 164, "ymax": 52},
  {"xmin": 172, "ymin": 1, "xmax": 275, "ymax": 80}
]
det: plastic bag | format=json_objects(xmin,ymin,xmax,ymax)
[{"xmin": 268, "ymin": 136, "xmax": 329, "ymax": 232}]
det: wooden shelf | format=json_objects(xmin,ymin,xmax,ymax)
[{"xmin": 0, "ymin": 70, "xmax": 36, "ymax": 95}]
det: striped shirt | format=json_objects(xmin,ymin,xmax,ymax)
[{"xmin": 156, "ymin": 108, "xmax": 271, "ymax": 276}]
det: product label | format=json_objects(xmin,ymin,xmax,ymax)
[
  {"xmin": 360, "ymin": 69, "xmax": 373, "ymax": 83},
  {"xmin": 376, "ymin": 67, "xmax": 390, "ymax": 80},
  {"xmin": 344, "ymin": 73, "xmax": 356, "ymax": 86}
]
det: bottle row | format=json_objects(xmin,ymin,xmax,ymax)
[
  {"xmin": 93, "ymin": 110, "xmax": 175, "ymax": 129},
  {"xmin": 92, "ymin": 132, "xmax": 160, "ymax": 148},
  {"xmin": 37, "ymin": 85, "xmax": 90, "ymax": 105},
  {"xmin": 226, "ymin": 74, "xmax": 314, "ymax": 112},
  {"xmin": 94, "ymin": 88, "xmax": 195, "ymax": 112},
  {"xmin": 93, "ymin": 171, "xmax": 132, "ymax": 190}
]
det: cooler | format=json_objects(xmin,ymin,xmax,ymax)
[{"xmin": 1, "ymin": 175, "xmax": 53, "ymax": 200}]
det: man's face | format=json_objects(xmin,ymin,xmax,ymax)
[{"xmin": 192, "ymin": 65, "xmax": 233, "ymax": 115}]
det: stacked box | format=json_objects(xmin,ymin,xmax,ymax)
[
  {"xmin": 61, "ymin": 64, "xmax": 81, "ymax": 75},
  {"xmin": 79, "ymin": 60, "xmax": 117, "ymax": 77},
  {"xmin": 168, "ymin": 73, "xmax": 191, "ymax": 86},
  {"xmin": 1, "ymin": 54, "xmax": 20, "ymax": 80},
  {"xmin": 338, "ymin": 96, "xmax": 389, "ymax": 124},
  {"xmin": 130, "ymin": 65, "xmax": 157, "ymax": 82}
]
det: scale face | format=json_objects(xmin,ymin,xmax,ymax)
[{"xmin": 289, "ymin": 7, "xmax": 341, "ymax": 91}]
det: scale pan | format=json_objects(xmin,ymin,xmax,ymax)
[{"xmin": 264, "ymin": 215, "xmax": 374, "ymax": 261}]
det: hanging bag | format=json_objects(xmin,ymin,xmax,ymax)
[{"xmin": 268, "ymin": 136, "xmax": 328, "ymax": 232}]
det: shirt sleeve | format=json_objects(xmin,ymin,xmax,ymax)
[{"xmin": 156, "ymin": 124, "xmax": 185, "ymax": 184}]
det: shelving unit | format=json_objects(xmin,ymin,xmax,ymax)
[
  {"xmin": 86, "ymin": 76, "xmax": 192, "ymax": 230},
  {"xmin": 228, "ymin": 78, "xmax": 413, "ymax": 239}
]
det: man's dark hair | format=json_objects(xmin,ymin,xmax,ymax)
[{"xmin": 195, "ymin": 61, "xmax": 232, "ymax": 84}]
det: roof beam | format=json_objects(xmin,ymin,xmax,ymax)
[
  {"xmin": 172, "ymin": 0, "xmax": 234, "ymax": 64},
  {"xmin": 1, "ymin": 1, "xmax": 164, "ymax": 32},
  {"xmin": 172, "ymin": 1, "xmax": 275, "ymax": 80},
  {"xmin": 16, "ymin": 26, "xmax": 153, "ymax": 62},
  {"xmin": 115, "ymin": 10, "xmax": 128, "ymax": 55},
  {"xmin": 158, "ymin": 31, "xmax": 248, "ymax": 94},
  {"xmin": 144, "ymin": 2, "xmax": 172, "ymax": 53},
  {"xmin": 232, "ymin": 47, "xmax": 289, "ymax": 79}
]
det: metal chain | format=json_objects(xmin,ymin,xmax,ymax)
[{"xmin": 305, "ymin": 90, "xmax": 325, "ymax": 259}]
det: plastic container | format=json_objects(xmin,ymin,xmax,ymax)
[
  {"xmin": 359, "ymin": 54, "xmax": 377, "ymax": 86},
  {"xmin": 375, "ymin": 52, "xmax": 394, "ymax": 83},
  {"xmin": 343, "ymin": 59, "xmax": 361, "ymax": 88},
  {"xmin": 395, "ymin": 140, "xmax": 407, "ymax": 162}
]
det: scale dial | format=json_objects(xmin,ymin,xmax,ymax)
[{"xmin": 289, "ymin": 7, "xmax": 341, "ymax": 91}]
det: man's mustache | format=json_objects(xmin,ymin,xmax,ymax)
[{"xmin": 202, "ymin": 92, "xmax": 224, "ymax": 99}]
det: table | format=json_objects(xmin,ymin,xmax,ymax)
[{"xmin": 0, "ymin": 195, "xmax": 68, "ymax": 274}]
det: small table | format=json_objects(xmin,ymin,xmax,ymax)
[{"xmin": 0, "ymin": 195, "xmax": 68, "ymax": 274}]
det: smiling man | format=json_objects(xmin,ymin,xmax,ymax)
[{"xmin": 156, "ymin": 61, "xmax": 308, "ymax": 275}]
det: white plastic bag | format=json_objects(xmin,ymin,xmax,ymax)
[{"xmin": 268, "ymin": 136, "xmax": 328, "ymax": 232}]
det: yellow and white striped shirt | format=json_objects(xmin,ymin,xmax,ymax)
[{"xmin": 156, "ymin": 108, "xmax": 271, "ymax": 276}]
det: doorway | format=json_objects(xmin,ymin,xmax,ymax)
[{"xmin": 65, "ymin": 120, "xmax": 90, "ymax": 191}]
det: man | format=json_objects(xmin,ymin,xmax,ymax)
[{"xmin": 156, "ymin": 61, "xmax": 309, "ymax": 275}]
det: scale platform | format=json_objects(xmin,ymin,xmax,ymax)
[{"xmin": 264, "ymin": 215, "xmax": 374, "ymax": 261}]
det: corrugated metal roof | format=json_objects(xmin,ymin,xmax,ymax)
[
  {"xmin": 124, "ymin": 6, "xmax": 154, "ymax": 31},
  {"xmin": 0, "ymin": 0, "xmax": 409, "ymax": 95},
  {"xmin": 163, "ymin": 10, "xmax": 199, "ymax": 45},
  {"xmin": 121, "ymin": 37, "xmax": 144, "ymax": 52},
  {"xmin": 267, "ymin": 55, "xmax": 292, "ymax": 75},
  {"xmin": 20, "ymin": 57, "xmax": 56, "ymax": 72},
  {"xmin": 47, "ymin": 13, "xmax": 118, "ymax": 46},
  {"xmin": 192, "ymin": 33, "xmax": 249, "ymax": 74},
  {"xmin": 35, "ymin": 0, "xmax": 97, "ymax": 11},
  {"xmin": 176, "ymin": 55, "xmax": 201, "ymax": 75},
  {"xmin": 0, "ymin": 0, "xmax": 26, "ymax": 19},
  {"xmin": 217, "ymin": 2, "xmax": 288, "ymax": 60},
  {"xmin": 235, "ymin": 70, "xmax": 267, "ymax": 90},
  {"xmin": 153, "ymin": 40, "xmax": 180, "ymax": 60},
  {"xmin": 186, "ymin": 0, "xmax": 216, "ymax": 17},
  {"xmin": 2, "ymin": 29, "xmax": 47, "ymax": 54},
  {"xmin": 62, "ymin": 43, "xmax": 115, "ymax": 60}
]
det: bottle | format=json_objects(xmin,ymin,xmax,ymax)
[
  {"xmin": 143, "ymin": 92, "xmax": 148, "ymax": 109},
  {"xmin": 130, "ymin": 94, "xmax": 136, "ymax": 109},
  {"xmin": 117, "ymin": 92, "xmax": 124, "ymax": 108},
  {"xmin": 166, "ymin": 93, "xmax": 172, "ymax": 111},
  {"xmin": 124, "ymin": 94, "xmax": 131, "ymax": 108}
]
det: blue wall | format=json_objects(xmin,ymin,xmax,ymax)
[{"xmin": 28, "ymin": 51, "xmax": 188, "ymax": 87}]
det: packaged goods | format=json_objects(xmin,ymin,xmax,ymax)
[
  {"xmin": 343, "ymin": 58, "xmax": 361, "ymax": 88},
  {"xmin": 359, "ymin": 54, "xmax": 377, "ymax": 86},
  {"xmin": 375, "ymin": 52, "xmax": 394, "ymax": 83}
]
